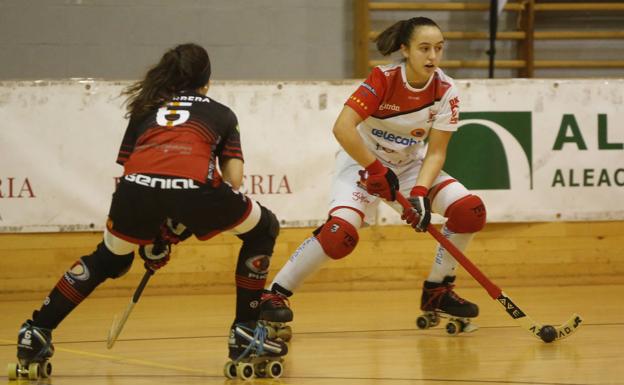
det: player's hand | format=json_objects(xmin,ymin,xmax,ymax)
[
  {"xmin": 401, "ymin": 185, "xmax": 431, "ymax": 232},
  {"xmin": 160, "ymin": 218, "xmax": 192, "ymax": 245},
  {"xmin": 139, "ymin": 237, "xmax": 171, "ymax": 271},
  {"xmin": 362, "ymin": 159, "xmax": 399, "ymax": 201}
]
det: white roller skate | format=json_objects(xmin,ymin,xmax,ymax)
[
  {"xmin": 223, "ymin": 321, "xmax": 288, "ymax": 380},
  {"xmin": 415, "ymin": 276, "xmax": 479, "ymax": 336},
  {"xmin": 8, "ymin": 319, "xmax": 54, "ymax": 380}
]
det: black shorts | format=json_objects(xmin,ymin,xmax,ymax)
[{"xmin": 107, "ymin": 174, "xmax": 251, "ymax": 244}]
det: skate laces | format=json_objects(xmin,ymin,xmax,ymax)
[
  {"xmin": 440, "ymin": 283, "xmax": 466, "ymax": 304},
  {"xmin": 423, "ymin": 284, "xmax": 464, "ymax": 309},
  {"xmin": 234, "ymin": 323, "xmax": 268, "ymax": 362},
  {"xmin": 261, "ymin": 292, "xmax": 290, "ymax": 308},
  {"xmin": 446, "ymin": 286, "xmax": 465, "ymax": 304}
]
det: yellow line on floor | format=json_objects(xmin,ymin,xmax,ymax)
[{"xmin": 0, "ymin": 338, "xmax": 208, "ymax": 374}]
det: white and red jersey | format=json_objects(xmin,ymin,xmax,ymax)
[{"xmin": 345, "ymin": 62, "xmax": 460, "ymax": 170}]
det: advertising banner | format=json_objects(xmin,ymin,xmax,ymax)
[{"xmin": 1, "ymin": 79, "xmax": 622, "ymax": 232}]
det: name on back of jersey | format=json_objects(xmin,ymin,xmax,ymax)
[{"xmin": 172, "ymin": 95, "xmax": 211, "ymax": 103}]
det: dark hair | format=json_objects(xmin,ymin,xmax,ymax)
[
  {"xmin": 375, "ymin": 17, "xmax": 441, "ymax": 56},
  {"xmin": 122, "ymin": 43, "xmax": 211, "ymax": 118}
]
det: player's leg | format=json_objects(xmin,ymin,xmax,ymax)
[
  {"xmin": 261, "ymin": 150, "xmax": 375, "ymax": 322},
  {"xmin": 184, "ymin": 183, "xmax": 287, "ymax": 358},
  {"xmin": 18, "ymin": 231, "xmax": 136, "ymax": 368},
  {"xmin": 260, "ymin": 207, "xmax": 363, "ymax": 321},
  {"xmin": 421, "ymin": 177, "xmax": 486, "ymax": 318},
  {"xmin": 266, "ymin": 207, "xmax": 363, "ymax": 294},
  {"xmin": 16, "ymin": 180, "xmax": 161, "ymax": 371}
]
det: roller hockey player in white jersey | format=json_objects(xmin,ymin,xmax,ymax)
[{"xmin": 259, "ymin": 17, "xmax": 485, "ymax": 338}]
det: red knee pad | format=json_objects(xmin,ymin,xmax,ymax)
[
  {"xmin": 445, "ymin": 195, "xmax": 487, "ymax": 233},
  {"xmin": 314, "ymin": 216, "xmax": 359, "ymax": 259}
]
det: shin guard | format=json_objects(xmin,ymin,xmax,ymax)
[
  {"xmin": 234, "ymin": 206, "xmax": 279, "ymax": 322},
  {"xmin": 33, "ymin": 242, "xmax": 133, "ymax": 329}
]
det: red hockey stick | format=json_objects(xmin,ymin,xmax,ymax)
[{"xmin": 396, "ymin": 192, "xmax": 582, "ymax": 343}]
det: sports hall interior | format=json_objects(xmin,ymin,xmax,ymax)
[{"xmin": 1, "ymin": 1, "xmax": 623, "ymax": 384}]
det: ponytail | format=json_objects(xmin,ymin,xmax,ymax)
[
  {"xmin": 375, "ymin": 17, "xmax": 440, "ymax": 56},
  {"xmin": 122, "ymin": 43, "xmax": 211, "ymax": 118}
]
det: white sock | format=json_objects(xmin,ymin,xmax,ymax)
[
  {"xmin": 270, "ymin": 236, "xmax": 331, "ymax": 293},
  {"xmin": 426, "ymin": 226, "xmax": 474, "ymax": 283}
]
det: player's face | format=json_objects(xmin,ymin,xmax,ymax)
[{"xmin": 401, "ymin": 26, "xmax": 445, "ymax": 87}]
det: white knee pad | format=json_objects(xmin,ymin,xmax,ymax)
[
  {"xmin": 228, "ymin": 199, "xmax": 262, "ymax": 235},
  {"xmin": 329, "ymin": 207, "xmax": 363, "ymax": 228},
  {"xmin": 103, "ymin": 228, "xmax": 136, "ymax": 255}
]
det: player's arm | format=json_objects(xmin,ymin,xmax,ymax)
[
  {"xmin": 116, "ymin": 117, "xmax": 138, "ymax": 165},
  {"xmin": 220, "ymin": 157, "xmax": 244, "ymax": 190},
  {"xmin": 334, "ymin": 105, "xmax": 399, "ymax": 201},
  {"xmin": 332, "ymin": 105, "xmax": 376, "ymax": 168},
  {"xmin": 415, "ymin": 128, "xmax": 453, "ymax": 189}
]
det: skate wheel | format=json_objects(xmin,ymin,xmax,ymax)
[
  {"xmin": 277, "ymin": 325, "xmax": 292, "ymax": 342},
  {"xmin": 41, "ymin": 361, "xmax": 52, "ymax": 378},
  {"xmin": 429, "ymin": 315, "xmax": 440, "ymax": 327},
  {"xmin": 237, "ymin": 362, "xmax": 254, "ymax": 380},
  {"xmin": 7, "ymin": 363, "xmax": 18, "ymax": 380},
  {"xmin": 416, "ymin": 315, "xmax": 430, "ymax": 329},
  {"xmin": 27, "ymin": 362, "xmax": 40, "ymax": 380},
  {"xmin": 223, "ymin": 361, "xmax": 237, "ymax": 379},
  {"xmin": 265, "ymin": 325, "xmax": 278, "ymax": 339},
  {"xmin": 445, "ymin": 320, "xmax": 461, "ymax": 336},
  {"xmin": 266, "ymin": 360, "xmax": 283, "ymax": 378},
  {"xmin": 462, "ymin": 322, "xmax": 479, "ymax": 333}
]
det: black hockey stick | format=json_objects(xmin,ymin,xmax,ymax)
[{"xmin": 397, "ymin": 192, "xmax": 583, "ymax": 343}]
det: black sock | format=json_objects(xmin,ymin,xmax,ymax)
[
  {"xmin": 234, "ymin": 253, "xmax": 270, "ymax": 323},
  {"xmin": 33, "ymin": 253, "xmax": 107, "ymax": 329}
]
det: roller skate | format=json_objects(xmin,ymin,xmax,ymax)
[
  {"xmin": 415, "ymin": 276, "xmax": 479, "ymax": 336},
  {"xmin": 223, "ymin": 321, "xmax": 288, "ymax": 380},
  {"xmin": 259, "ymin": 289, "xmax": 293, "ymax": 342},
  {"xmin": 7, "ymin": 318, "xmax": 54, "ymax": 380}
]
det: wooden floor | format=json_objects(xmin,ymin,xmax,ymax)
[{"xmin": 1, "ymin": 284, "xmax": 623, "ymax": 385}]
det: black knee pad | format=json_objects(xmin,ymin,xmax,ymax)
[
  {"xmin": 235, "ymin": 206, "xmax": 279, "ymax": 280},
  {"xmin": 85, "ymin": 242, "xmax": 135, "ymax": 280},
  {"xmin": 58, "ymin": 242, "xmax": 134, "ymax": 303},
  {"xmin": 237, "ymin": 205, "xmax": 280, "ymax": 257}
]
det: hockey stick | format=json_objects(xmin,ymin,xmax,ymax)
[
  {"xmin": 396, "ymin": 192, "xmax": 583, "ymax": 342},
  {"xmin": 106, "ymin": 267, "xmax": 154, "ymax": 349}
]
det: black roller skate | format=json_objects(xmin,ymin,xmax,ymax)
[
  {"xmin": 259, "ymin": 290, "xmax": 293, "ymax": 342},
  {"xmin": 8, "ymin": 318, "xmax": 54, "ymax": 380},
  {"xmin": 223, "ymin": 321, "xmax": 288, "ymax": 380},
  {"xmin": 415, "ymin": 276, "xmax": 479, "ymax": 336}
]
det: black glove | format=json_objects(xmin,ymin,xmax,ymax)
[{"xmin": 401, "ymin": 186, "xmax": 431, "ymax": 232}]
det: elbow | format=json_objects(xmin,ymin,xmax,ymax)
[
  {"xmin": 332, "ymin": 120, "xmax": 350, "ymax": 144},
  {"xmin": 332, "ymin": 121, "xmax": 342, "ymax": 139}
]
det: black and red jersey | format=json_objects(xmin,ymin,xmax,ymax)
[{"xmin": 116, "ymin": 90, "xmax": 243, "ymax": 183}]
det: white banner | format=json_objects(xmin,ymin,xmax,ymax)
[{"xmin": 0, "ymin": 79, "xmax": 623, "ymax": 232}]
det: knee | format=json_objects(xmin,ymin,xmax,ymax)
[
  {"xmin": 314, "ymin": 216, "xmax": 359, "ymax": 260},
  {"xmin": 238, "ymin": 205, "xmax": 280, "ymax": 255},
  {"xmin": 85, "ymin": 242, "xmax": 134, "ymax": 279},
  {"xmin": 445, "ymin": 195, "xmax": 487, "ymax": 233}
]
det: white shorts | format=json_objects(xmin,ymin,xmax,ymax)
[{"xmin": 328, "ymin": 150, "xmax": 472, "ymax": 224}]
